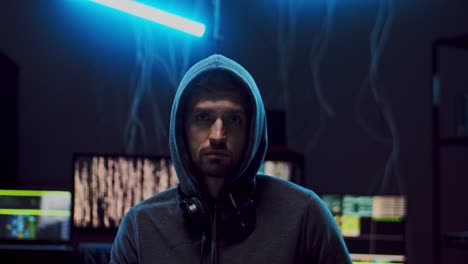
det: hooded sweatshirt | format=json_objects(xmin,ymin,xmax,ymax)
[{"xmin": 110, "ymin": 54, "xmax": 352, "ymax": 264}]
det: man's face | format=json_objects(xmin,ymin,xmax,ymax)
[{"xmin": 184, "ymin": 88, "xmax": 249, "ymax": 179}]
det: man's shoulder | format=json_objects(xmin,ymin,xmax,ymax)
[
  {"xmin": 256, "ymin": 174, "xmax": 321, "ymax": 205},
  {"xmin": 256, "ymin": 174, "xmax": 312, "ymax": 193},
  {"xmin": 255, "ymin": 175, "xmax": 332, "ymax": 224},
  {"xmin": 131, "ymin": 187, "xmax": 178, "ymax": 212}
]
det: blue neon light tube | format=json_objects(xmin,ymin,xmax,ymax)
[{"xmin": 89, "ymin": 0, "xmax": 206, "ymax": 37}]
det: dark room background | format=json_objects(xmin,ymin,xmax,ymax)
[{"xmin": 1, "ymin": 0, "xmax": 468, "ymax": 263}]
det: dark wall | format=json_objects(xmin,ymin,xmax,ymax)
[
  {"xmin": 1, "ymin": 0, "xmax": 468, "ymax": 263},
  {"xmin": 0, "ymin": 53, "xmax": 18, "ymax": 187}
]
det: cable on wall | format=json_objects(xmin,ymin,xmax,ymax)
[
  {"xmin": 124, "ymin": 0, "xmax": 204, "ymax": 154},
  {"xmin": 353, "ymin": 0, "xmax": 403, "ymax": 194},
  {"xmin": 275, "ymin": 0, "xmax": 300, "ymax": 111},
  {"xmin": 305, "ymin": 0, "xmax": 337, "ymax": 154}
]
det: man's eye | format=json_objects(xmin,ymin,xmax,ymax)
[
  {"xmin": 195, "ymin": 113, "xmax": 211, "ymax": 122},
  {"xmin": 227, "ymin": 116, "xmax": 241, "ymax": 125}
]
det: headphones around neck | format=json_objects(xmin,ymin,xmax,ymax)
[
  {"xmin": 177, "ymin": 182, "xmax": 256, "ymax": 242},
  {"xmin": 178, "ymin": 187, "xmax": 211, "ymax": 236}
]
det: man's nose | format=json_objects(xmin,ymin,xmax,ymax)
[
  {"xmin": 209, "ymin": 118, "xmax": 226, "ymax": 140},
  {"xmin": 209, "ymin": 118, "xmax": 227, "ymax": 149}
]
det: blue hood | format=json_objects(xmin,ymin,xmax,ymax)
[{"xmin": 169, "ymin": 54, "xmax": 268, "ymax": 199}]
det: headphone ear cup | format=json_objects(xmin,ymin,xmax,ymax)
[
  {"xmin": 180, "ymin": 196, "xmax": 210, "ymax": 235},
  {"xmin": 190, "ymin": 196, "xmax": 210, "ymax": 231}
]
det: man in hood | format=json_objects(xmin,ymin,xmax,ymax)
[{"xmin": 110, "ymin": 54, "xmax": 351, "ymax": 263}]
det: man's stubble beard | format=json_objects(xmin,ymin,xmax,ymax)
[{"xmin": 197, "ymin": 157, "xmax": 235, "ymax": 179}]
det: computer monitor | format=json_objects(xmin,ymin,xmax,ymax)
[
  {"xmin": 258, "ymin": 160, "xmax": 293, "ymax": 181},
  {"xmin": 72, "ymin": 154, "xmax": 178, "ymax": 232},
  {"xmin": 0, "ymin": 189, "xmax": 72, "ymax": 244},
  {"xmin": 260, "ymin": 146, "xmax": 304, "ymax": 185},
  {"xmin": 349, "ymin": 253, "xmax": 405, "ymax": 264},
  {"xmin": 320, "ymin": 194, "xmax": 406, "ymax": 264}
]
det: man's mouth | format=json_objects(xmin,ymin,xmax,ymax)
[{"xmin": 203, "ymin": 150, "xmax": 230, "ymax": 158}]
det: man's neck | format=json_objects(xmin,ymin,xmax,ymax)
[{"xmin": 201, "ymin": 177, "xmax": 225, "ymax": 199}]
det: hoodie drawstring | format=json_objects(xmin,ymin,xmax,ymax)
[
  {"xmin": 200, "ymin": 204, "xmax": 218, "ymax": 264},
  {"xmin": 211, "ymin": 203, "xmax": 219, "ymax": 264},
  {"xmin": 200, "ymin": 232, "xmax": 206, "ymax": 264}
]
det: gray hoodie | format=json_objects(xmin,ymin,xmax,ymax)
[{"xmin": 110, "ymin": 54, "xmax": 351, "ymax": 264}]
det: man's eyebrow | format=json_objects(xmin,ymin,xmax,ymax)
[
  {"xmin": 192, "ymin": 106, "xmax": 245, "ymax": 113},
  {"xmin": 191, "ymin": 108, "xmax": 215, "ymax": 114},
  {"xmin": 226, "ymin": 109, "xmax": 246, "ymax": 115},
  {"xmin": 193, "ymin": 105, "xmax": 245, "ymax": 112}
]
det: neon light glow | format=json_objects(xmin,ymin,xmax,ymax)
[
  {"xmin": 89, "ymin": 0, "xmax": 206, "ymax": 37},
  {"xmin": 0, "ymin": 190, "xmax": 71, "ymax": 197},
  {"xmin": 0, "ymin": 209, "xmax": 71, "ymax": 217}
]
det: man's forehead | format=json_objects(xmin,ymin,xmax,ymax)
[
  {"xmin": 190, "ymin": 87, "xmax": 242, "ymax": 99},
  {"xmin": 186, "ymin": 87, "xmax": 249, "ymax": 110},
  {"xmin": 192, "ymin": 98, "xmax": 246, "ymax": 113}
]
